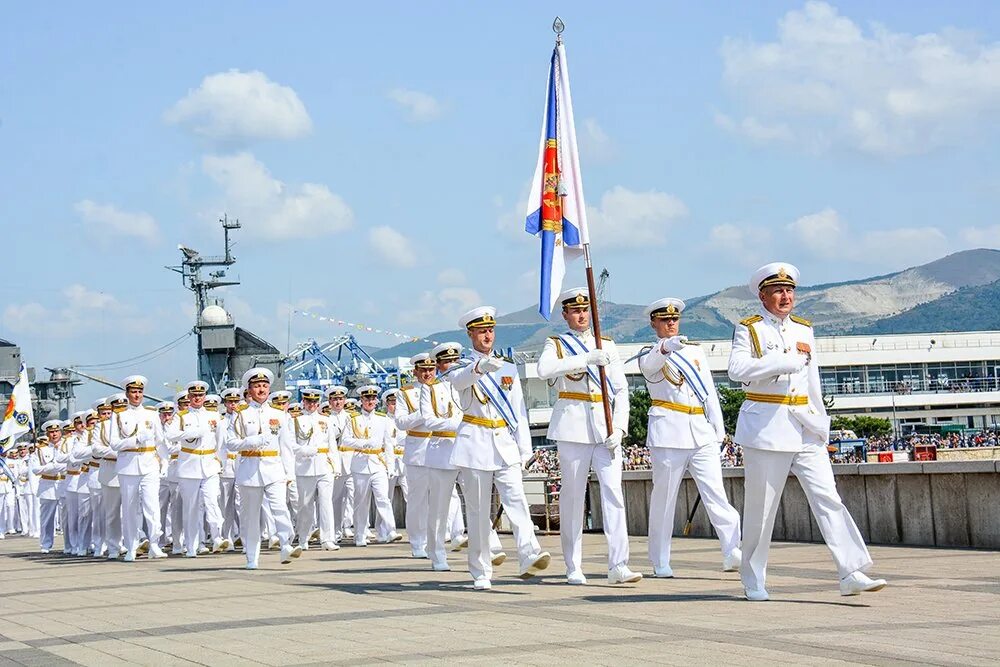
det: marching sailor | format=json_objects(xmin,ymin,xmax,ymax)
[
  {"xmin": 93, "ymin": 396, "xmax": 124, "ymax": 558},
  {"xmin": 380, "ymin": 389, "xmax": 408, "ymax": 543},
  {"xmin": 327, "ymin": 386, "xmax": 355, "ymax": 542},
  {"xmin": 290, "ymin": 387, "xmax": 341, "ymax": 551},
  {"xmin": 394, "ymin": 356, "xmax": 435, "ymax": 558},
  {"xmin": 343, "ymin": 385, "xmax": 402, "ymax": 546},
  {"xmin": 83, "ymin": 410, "xmax": 105, "ymax": 556},
  {"xmin": 729, "ymin": 263, "xmax": 886, "ymax": 600},
  {"xmin": 447, "ymin": 306, "xmax": 549, "ymax": 590},
  {"xmin": 31, "ymin": 423, "xmax": 63, "ymax": 552},
  {"xmin": 536, "ymin": 288, "xmax": 639, "ymax": 585},
  {"xmin": 218, "ymin": 388, "xmax": 243, "ymax": 549},
  {"xmin": 226, "ymin": 368, "xmax": 302, "ymax": 569},
  {"xmin": 109, "ymin": 375, "xmax": 168, "ymax": 561},
  {"xmin": 639, "ymin": 298, "xmax": 741, "ymax": 577},
  {"xmin": 165, "ymin": 381, "xmax": 231, "ymax": 557}
]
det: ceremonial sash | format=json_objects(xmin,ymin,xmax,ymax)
[
  {"xmin": 446, "ymin": 359, "xmax": 519, "ymax": 436},
  {"xmin": 556, "ymin": 333, "xmax": 618, "ymax": 397},
  {"xmin": 662, "ymin": 348, "xmax": 709, "ymax": 405}
]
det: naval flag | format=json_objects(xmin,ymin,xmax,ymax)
[
  {"xmin": 524, "ymin": 42, "xmax": 589, "ymax": 320},
  {"xmin": 0, "ymin": 363, "xmax": 34, "ymax": 453}
]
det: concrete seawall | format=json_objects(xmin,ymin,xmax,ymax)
[{"xmin": 587, "ymin": 460, "xmax": 1000, "ymax": 549}]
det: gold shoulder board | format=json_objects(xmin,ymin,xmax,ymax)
[
  {"xmin": 740, "ymin": 315, "xmax": 763, "ymax": 326},
  {"xmin": 790, "ymin": 314, "xmax": 812, "ymax": 327}
]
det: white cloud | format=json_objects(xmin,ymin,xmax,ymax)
[
  {"xmin": 387, "ymin": 88, "xmax": 444, "ymax": 122},
  {"xmin": 718, "ymin": 1, "xmax": 1000, "ymax": 156},
  {"xmin": 707, "ymin": 223, "xmax": 772, "ymax": 267},
  {"xmin": 586, "ymin": 186, "xmax": 689, "ymax": 249},
  {"xmin": 202, "ymin": 152, "xmax": 353, "ymax": 240},
  {"xmin": 960, "ymin": 225, "xmax": 1000, "ymax": 248},
  {"xmin": 437, "ymin": 268, "xmax": 466, "ymax": 286},
  {"xmin": 165, "ymin": 69, "xmax": 312, "ymax": 142},
  {"xmin": 3, "ymin": 285, "xmax": 153, "ymax": 339},
  {"xmin": 369, "ymin": 226, "xmax": 417, "ymax": 268},
  {"xmin": 580, "ymin": 118, "xmax": 616, "ymax": 162},
  {"xmin": 787, "ymin": 208, "xmax": 845, "ymax": 258},
  {"xmin": 399, "ymin": 286, "xmax": 482, "ymax": 330},
  {"xmin": 788, "ymin": 207, "xmax": 948, "ymax": 265},
  {"xmin": 74, "ymin": 200, "xmax": 160, "ymax": 245}
]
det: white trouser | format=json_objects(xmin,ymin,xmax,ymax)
[
  {"xmin": 332, "ymin": 473, "xmax": 355, "ymax": 537},
  {"xmin": 119, "ymin": 473, "xmax": 161, "ymax": 553},
  {"xmin": 428, "ymin": 467, "xmax": 460, "ymax": 564},
  {"xmin": 742, "ymin": 446, "xmax": 872, "ymax": 592},
  {"xmin": 17, "ymin": 493, "xmax": 33, "ymax": 535},
  {"xmin": 557, "ymin": 441, "xmax": 630, "ymax": 572},
  {"xmin": 0, "ymin": 494, "xmax": 12, "ymax": 533},
  {"xmin": 89, "ymin": 490, "xmax": 104, "ymax": 553},
  {"xmin": 63, "ymin": 491, "xmax": 79, "ymax": 551},
  {"xmin": 296, "ymin": 474, "xmax": 334, "ymax": 544},
  {"xmin": 286, "ymin": 479, "xmax": 299, "ymax": 528},
  {"xmin": 239, "ymin": 482, "xmax": 293, "ymax": 566},
  {"xmin": 75, "ymin": 491, "xmax": 92, "ymax": 552},
  {"xmin": 220, "ymin": 477, "xmax": 239, "ymax": 542},
  {"xmin": 179, "ymin": 476, "xmax": 224, "ymax": 556},
  {"xmin": 448, "ymin": 486, "xmax": 466, "ymax": 539},
  {"xmin": 260, "ymin": 495, "xmax": 277, "ymax": 538},
  {"xmin": 648, "ymin": 446, "xmax": 741, "ymax": 570},
  {"xmin": 158, "ymin": 478, "xmax": 173, "ymax": 542},
  {"xmin": 381, "ymin": 472, "xmax": 408, "ymax": 541},
  {"xmin": 29, "ymin": 495, "xmax": 40, "ymax": 537},
  {"xmin": 101, "ymin": 485, "xmax": 122, "ymax": 553},
  {"xmin": 404, "ymin": 464, "xmax": 431, "ymax": 552},
  {"xmin": 459, "ymin": 465, "xmax": 540, "ymax": 582},
  {"xmin": 40, "ymin": 498, "xmax": 59, "ymax": 550},
  {"xmin": 353, "ymin": 469, "xmax": 394, "ymax": 545}
]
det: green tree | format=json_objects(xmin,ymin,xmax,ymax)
[
  {"xmin": 717, "ymin": 386, "xmax": 745, "ymax": 436},
  {"xmin": 627, "ymin": 388, "xmax": 651, "ymax": 445},
  {"xmin": 830, "ymin": 415, "xmax": 892, "ymax": 438}
]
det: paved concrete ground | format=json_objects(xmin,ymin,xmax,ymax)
[{"xmin": 0, "ymin": 533, "xmax": 997, "ymax": 666}]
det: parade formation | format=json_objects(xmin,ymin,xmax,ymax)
[{"xmin": 5, "ymin": 264, "xmax": 888, "ymax": 601}]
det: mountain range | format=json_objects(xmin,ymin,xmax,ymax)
[{"xmin": 375, "ymin": 248, "xmax": 1000, "ymax": 358}]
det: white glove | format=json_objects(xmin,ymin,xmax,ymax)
[
  {"xmin": 586, "ymin": 349, "xmax": 611, "ymax": 367},
  {"xmin": 476, "ymin": 355, "xmax": 504, "ymax": 374},
  {"xmin": 660, "ymin": 335, "xmax": 688, "ymax": 353},
  {"xmin": 245, "ymin": 434, "xmax": 269, "ymax": 449},
  {"xmin": 297, "ymin": 446, "xmax": 318, "ymax": 458},
  {"xmin": 604, "ymin": 429, "xmax": 623, "ymax": 451},
  {"xmin": 779, "ymin": 353, "xmax": 808, "ymax": 374},
  {"xmin": 137, "ymin": 430, "xmax": 153, "ymax": 445}
]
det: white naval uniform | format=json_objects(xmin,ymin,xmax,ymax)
[
  {"xmin": 0, "ymin": 468, "xmax": 13, "ymax": 535},
  {"xmin": 329, "ymin": 410, "xmax": 355, "ymax": 539},
  {"xmin": 448, "ymin": 351, "xmax": 541, "ymax": 583},
  {"xmin": 166, "ymin": 407, "xmax": 226, "ymax": 556},
  {"xmin": 290, "ymin": 410, "xmax": 340, "ymax": 545},
  {"xmin": 418, "ymin": 378, "xmax": 466, "ymax": 567},
  {"xmin": 93, "ymin": 420, "xmax": 123, "ymax": 555},
  {"xmin": 84, "ymin": 435, "xmax": 104, "ymax": 554},
  {"xmin": 217, "ymin": 412, "xmax": 240, "ymax": 546},
  {"xmin": 639, "ymin": 339, "xmax": 741, "ymax": 571},
  {"xmin": 395, "ymin": 385, "xmax": 432, "ymax": 554},
  {"xmin": 343, "ymin": 409, "xmax": 397, "ymax": 545},
  {"xmin": 66, "ymin": 431, "xmax": 94, "ymax": 554},
  {"xmin": 17, "ymin": 458, "xmax": 38, "ymax": 538},
  {"xmin": 110, "ymin": 404, "xmax": 166, "ymax": 554},
  {"xmin": 729, "ymin": 308, "xmax": 872, "ymax": 592},
  {"xmin": 226, "ymin": 401, "xmax": 296, "ymax": 566},
  {"xmin": 536, "ymin": 331, "xmax": 631, "ymax": 574},
  {"xmin": 382, "ymin": 419, "xmax": 408, "ymax": 541},
  {"xmin": 31, "ymin": 443, "xmax": 62, "ymax": 550}
]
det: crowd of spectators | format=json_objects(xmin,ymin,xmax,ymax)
[
  {"xmin": 865, "ymin": 431, "xmax": 1000, "ymax": 453},
  {"xmin": 526, "ymin": 438, "xmax": 745, "ymax": 475}
]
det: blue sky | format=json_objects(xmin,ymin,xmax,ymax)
[{"xmin": 3, "ymin": 1, "xmax": 1000, "ymax": 403}]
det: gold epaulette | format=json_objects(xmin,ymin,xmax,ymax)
[
  {"xmin": 177, "ymin": 409, "xmax": 189, "ymax": 416},
  {"xmin": 375, "ymin": 410, "xmax": 386, "ymax": 416},
  {"xmin": 601, "ymin": 335, "xmax": 612, "ymax": 342},
  {"xmin": 790, "ymin": 314, "xmax": 812, "ymax": 327},
  {"xmin": 740, "ymin": 315, "xmax": 763, "ymax": 326},
  {"xmin": 401, "ymin": 385, "xmax": 414, "ymax": 391},
  {"xmin": 144, "ymin": 406, "xmax": 157, "ymax": 411},
  {"xmin": 739, "ymin": 315, "xmax": 763, "ymax": 358},
  {"xmin": 235, "ymin": 404, "xmax": 248, "ymax": 412},
  {"xmin": 683, "ymin": 340, "xmax": 700, "ymax": 346}
]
